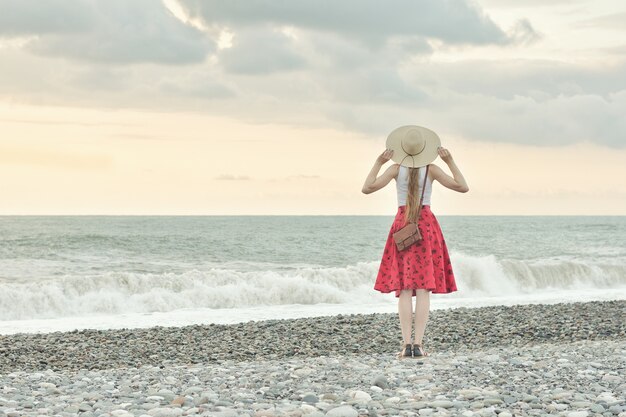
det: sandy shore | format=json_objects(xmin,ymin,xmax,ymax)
[{"xmin": 0, "ymin": 300, "xmax": 624, "ymax": 416}]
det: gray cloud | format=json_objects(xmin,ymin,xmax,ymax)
[
  {"xmin": 323, "ymin": 88, "xmax": 626, "ymax": 148},
  {"xmin": 177, "ymin": 0, "xmax": 518, "ymax": 46},
  {"xmin": 68, "ymin": 67, "xmax": 134, "ymax": 92},
  {"xmin": 450, "ymin": 92, "xmax": 626, "ymax": 148},
  {"xmin": 0, "ymin": 0, "xmax": 95, "ymax": 35},
  {"xmin": 302, "ymin": 31, "xmax": 434, "ymax": 71},
  {"xmin": 507, "ymin": 18, "xmax": 542, "ymax": 45},
  {"xmin": 218, "ymin": 28, "xmax": 307, "ymax": 74},
  {"xmin": 0, "ymin": 0, "xmax": 214, "ymax": 64},
  {"xmin": 402, "ymin": 60, "xmax": 626, "ymax": 100},
  {"xmin": 0, "ymin": 0, "xmax": 622, "ymax": 149},
  {"xmin": 0, "ymin": 46, "xmax": 232, "ymax": 106},
  {"xmin": 2, "ymin": 37, "xmax": 624, "ymax": 148},
  {"xmin": 477, "ymin": 0, "xmax": 586, "ymax": 7},
  {"xmin": 320, "ymin": 68, "xmax": 428, "ymax": 104}
]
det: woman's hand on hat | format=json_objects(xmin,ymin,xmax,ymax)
[
  {"xmin": 437, "ymin": 146, "xmax": 453, "ymax": 164},
  {"xmin": 377, "ymin": 149, "xmax": 394, "ymax": 164}
]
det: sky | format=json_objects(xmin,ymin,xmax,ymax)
[{"xmin": 0, "ymin": 0, "xmax": 624, "ymax": 215}]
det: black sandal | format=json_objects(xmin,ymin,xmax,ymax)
[
  {"xmin": 396, "ymin": 342, "xmax": 413, "ymax": 359},
  {"xmin": 412, "ymin": 343, "xmax": 430, "ymax": 358}
]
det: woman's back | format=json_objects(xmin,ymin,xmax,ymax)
[{"xmin": 396, "ymin": 164, "xmax": 432, "ymax": 207}]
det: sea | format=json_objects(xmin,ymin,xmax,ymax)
[{"xmin": 0, "ymin": 215, "xmax": 625, "ymax": 335}]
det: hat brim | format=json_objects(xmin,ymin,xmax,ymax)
[{"xmin": 385, "ymin": 125, "xmax": 441, "ymax": 168}]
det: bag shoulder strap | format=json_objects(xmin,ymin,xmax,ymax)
[{"xmin": 412, "ymin": 165, "xmax": 430, "ymax": 223}]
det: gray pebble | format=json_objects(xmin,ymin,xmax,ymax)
[
  {"xmin": 325, "ymin": 405, "xmax": 358, "ymax": 417},
  {"xmin": 302, "ymin": 394, "xmax": 319, "ymax": 404},
  {"xmin": 0, "ymin": 301, "xmax": 623, "ymax": 417}
]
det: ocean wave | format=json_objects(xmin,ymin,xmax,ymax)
[{"xmin": 1, "ymin": 253, "xmax": 625, "ymax": 320}]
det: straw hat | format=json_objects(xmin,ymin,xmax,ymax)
[{"xmin": 385, "ymin": 125, "xmax": 441, "ymax": 168}]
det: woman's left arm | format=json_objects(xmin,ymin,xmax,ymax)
[
  {"xmin": 362, "ymin": 149, "xmax": 399, "ymax": 194},
  {"xmin": 431, "ymin": 147, "xmax": 469, "ymax": 193}
]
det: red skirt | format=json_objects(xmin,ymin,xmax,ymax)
[{"xmin": 374, "ymin": 205, "xmax": 458, "ymax": 297}]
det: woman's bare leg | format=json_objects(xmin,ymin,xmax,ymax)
[
  {"xmin": 398, "ymin": 290, "xmax": 413, "ymax": 344},
  {"xmin": 413, "ymin": 289, "xmax": 430, "ymax": 345}
]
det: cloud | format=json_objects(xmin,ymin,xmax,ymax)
[
  {"xmin": 605, "ymin": 44, "xmax": 626, "ymax": 56},
  {"xmin": 0, "ymin": 0, "xmax": 622, "ymax": 149},
  {"xmin": 403, "ymin": 60, "xmax": 626, "ymax": 100},
  {"xmin": 507, "ymin": 18, "xmax": 542, "ymax": 45},
  {"xmin": 0, "ymin": 0, "xmax": 95, "ymax": 36},
  {"xmin": 322, "ymin": 88, "xmax": 626, "ymax": 148},
  {"xmin": 214, "ymin": 174, "xmax": 251, "ymax": 181},
  {"xmin": 447, "ymin": 92, "xmax": 626, "ymax": 148},
  {"xmin": 0, "ymin": 47, "xmax": 234, "ymax": 107},
  {"xmin": 0, "ymin": 0, "xmax": 214, "ymax": 64},
  {"xmin": 158, "ymin": 75, "xmax": 235, "ymax": 99},
  {"xmin": 177, "ymin": 0, "xmax": 517, "ymax": 46},
  {"xmin": 218, "ymin": 28, "xmax": 307, "ymax": 74},
  {"xmin": 575, "ymin": 11, "xmax": 626, "ymax": 30},
  {"xmin": 320, "ymin": 68, "xmax": 428, "ymax": 104},
  {"xmin": 477, "ymin": 0, "xmax": 586, "ymax": 7},
  {"xmin": 297, "ymin": 30, "xmax": 434, "ymax": 71}
]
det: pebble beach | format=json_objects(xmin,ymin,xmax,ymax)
[{"xmin": 1, "ymin": 300, "xmax": 625, "ymax": 417}]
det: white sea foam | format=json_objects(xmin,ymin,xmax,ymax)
[
  {"xmin": 0, "ymin": 251, "xmax": 624, "ymax": 324},
  {"xmin": 1, "ymin": 289, "xmax": 625, "ymax": 335}
]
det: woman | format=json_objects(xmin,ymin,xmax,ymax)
[{"xmin": 361, "ymin": 125, "xmax": 469, "ymax": 360}]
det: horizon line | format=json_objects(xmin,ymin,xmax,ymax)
[{"xmin": 1, "ymin": 214, "xmax": 624, "ymax": 217}]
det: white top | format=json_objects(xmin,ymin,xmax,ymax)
[{"xmin": 396, "ymin": 164, "xmax": 432, "ymax": 207}]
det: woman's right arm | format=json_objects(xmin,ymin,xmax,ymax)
[
  {"xmin": 430, "ymin": 147, "xmax": 469, "ymax": 193},
  {"xmin": 361, "ymin": 149, "xmax": 399, "ymax": 194}
]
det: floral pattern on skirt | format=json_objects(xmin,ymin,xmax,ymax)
[{"xmin": 374, "ymin": 205, "xmax": 458, "ymax": 297}]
